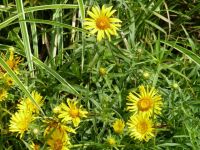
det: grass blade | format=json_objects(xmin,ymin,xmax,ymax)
[
  {"xmin": 32, "ymin": 56, "xmax": 79, "ymax": 95},
  {"xmin": 15, "ymin": 0, "xmax": 34, "ymax": 77},
  {"xmin": 161, "ymin": 41, "xmax": 200, "ymax": 66}
]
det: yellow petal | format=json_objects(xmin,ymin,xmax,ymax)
[
  {"xmin": 105, "ymin": 30, "xmax": 111, "ymax": 41},
  {"xmin": 92, "ymin": 6, "xmax": 100, "ymax": 16},
  {"xmin": 109, "ymin": 18, "xmax": 122, "ymax": 22},
  {"xmin": 87, "ymin": 11, "xmax": 98, "ymax": 19},
  {"xmin": 107, "ymin": 10, "xmax": 116, "ymax": 17}
]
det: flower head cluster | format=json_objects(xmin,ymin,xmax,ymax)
[
  {"xmin": 84, "ymin": 5, "xmax": 121, "ymax": 41},
  {"xmin": 0, "ymin": 47, "xmax": 21, "ymax": 102},
  {"xmin": 9, "ymin": 91, "xmax": 44, "ymax": 138},
  {"xmin": 53, "ymin": 98, "xmax": 88, "ymax": 127},
  {"xmin": 127, "ymin": 85, "xmax": 163, "ymax": 142}
]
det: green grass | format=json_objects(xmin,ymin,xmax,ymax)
[{"xmin": 0, "ymin": 0, "xmax": 200, "ymax": 149}]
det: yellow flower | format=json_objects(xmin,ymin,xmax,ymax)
[
  {"xmin": 84, "ymin": 5, "xmax": 122, "ymax": 41},
  {"xmin": 0, "ymin": 88, "xmax": 8, "ymax": 101},
  {"xmin": 0, "ymin": 49, "xmax": 22, "ymax": 74},
  {"xmin": 9, "ymin": 111, "xmax": 34, "ymax": 138},
  {"xmin": 56, "ymin": 98, "xmax": 88, "ymax": 127},
  {"xmin": 112, "ymin": 119, "xmax": 125, "ymax": 134},
  {"xmin": 127, "ymin": 85, "xmax": 162, "ymax": 117},
  {"xmin": 17, "ymin": 91, "xmax": 44, "ymax": 113},
  {"xmin": 127, "ymin": 114, "xmax": 154, "ymax": 142},
  {"xmin": 107, "ymin": 136, "xmax": 116, "ymax": 146},
  {"xmin": 2, "ymin": 73, "xmax": 14, "ymax": 87},
  {"xmin": 30, "ymin": 142, "xmax": 40, "ymax": 150},
  {"xmin": 47, "ymin": 127, "xmax": 71, "ymax": 150}
]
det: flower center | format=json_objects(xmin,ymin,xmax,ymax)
[
  {"xmin": 70, "ymin": 108, "xmax": 79, "ymax": 118},
  {"xmin": 54, "ymin": 139, "xmax": 63, "ymax": 150},
  {"xmin": 137, "ymin": 121, "xmax": 148, "ymax": 134},
  {"xmin": 137, "ymin": 98, "xmax": 152, "ymax": 111},
  {"xmin": 96, "ymin": 16, "xmax": 110, "ymax": 30}
]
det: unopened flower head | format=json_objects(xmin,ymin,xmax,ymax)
[
  {"xmin": 127, "ymin": 114, "xmax": 154, "ymax": 142},
  {"xmin": 127, "ymin": 85, "xmax": 162, "ymax": 117},
  {"xmin": 107, "ymin": 136, "xmax": 116, "ymax": 146},
  {"xmin": 112, "ymin": 119, "xmax": 125, "ymax": 134},
  {"xmin": 143, "ymin": 72, "xmax": 150, "ymax": 79},
  {"xmin": 172, "ymin": 83, "xmax": 179, "ymax": 89},
  {"xmin": 99, "ymin": 67, "xmax": 107, "ymax": 76},
  {"xmin": 84, "ymin": 5, "xmax": 122, "ymax": 41}
]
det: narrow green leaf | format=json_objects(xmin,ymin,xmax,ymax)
[
  {"xmin": 24, "ymin": 19, "xmax": 87, "ymax": 33},
  {"xmin": 15, "ymin": 0, "xmax": 34, "ymax": 77},
  {"xmin": 77, "ymin": 0, "xmax": 85, "ymax": 22},
  {"xmin": 0, "ymin": 4, "xmax": 78, "ymax": 30},
  {"xmin": 32, "ymin": 56, "xmax": 79, "ymax": 95},
  {"xmin": 161, "ymin": 41, "xmax": 200, "ymax": 66},
  {"xmin": 145, "ymin": 20, "xmax": 167, "ymax": 34}
]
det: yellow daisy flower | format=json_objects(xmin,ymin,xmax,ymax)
[
  {"xmin": 0, "ymin": 49, "xmax": 22, "ymax": 74},
  {"xmin": 84, "ymin": 5, "xmax": 122, "ymax": 41},
  {"xmin": 127, "ymin": 85, "xmax": 162, "ymax": 117},
  {"xmin": 55, "ymin": 98, "xmax": 88, "ymax": 127},
  {"xmin": 127, "ymin": 114, "xmax": 154, "ymax": 142},
  {"xmin": 0, "ymin": 88, "xmax": 8, "ymax": 102},
  {"xmin": 112, "ymin": 119, "xmax": 125, "ymax": 134},
  {"xmin": 9, "ymin": 111, "xmax": 34, "ymax": 138},
  {"xmin": 2, "ymin": 73, "xmax": 14, "ymax": 87},
  {"xmin": 17, "ymin": 91, "xmax": 44, "ymax": 114},
  {"xmin": 47, "ymin": 127, "xmax": 70, "ymax": 150}
]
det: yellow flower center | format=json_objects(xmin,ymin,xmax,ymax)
[
  {"xmin": 54, "ymin": 139, "xmax": 63, "ymax": 150},
  {"xmin": 137, "ymin": 98, "xmax": 152, "ymax": 111},
  {"xmin": 96, "ymin": 16, "xmax": 110, "ymax": 30},
  {"xmin": 70, "ymin": 108, "xmax": 79, "ymax": 118},
  {"xmin": 137, "ymin": 121, "xmax": 148, "ymax": 134}
]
